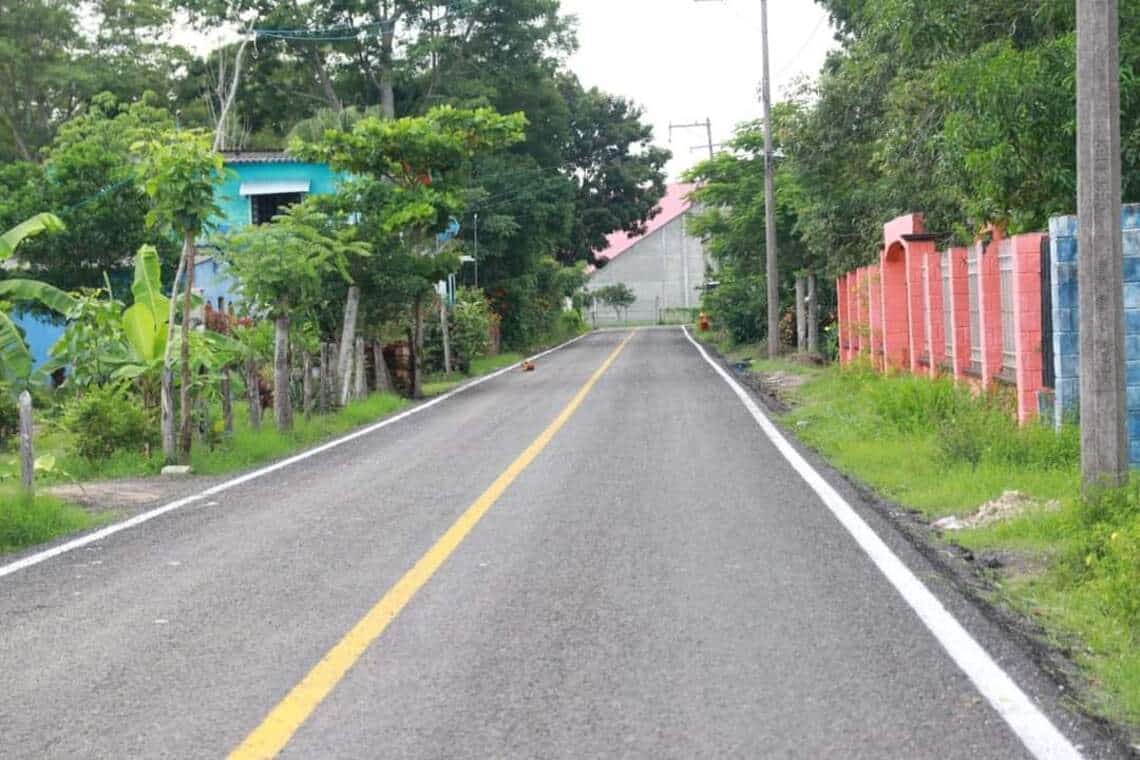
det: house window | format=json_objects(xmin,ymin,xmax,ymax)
[
  {"xmin": 251, "ymin": 192, "xmax": 304, "ymax": 225},
  {"xmin": 999, "ymin": 239, "xmax": 1016, "ymax": 371},
  {"xmin": 967, "ymin": 245, "xmax": 982, "ymax": 369},
  {"xmin": 941, "ymin": 250, "xmax": 953, "ymax": 359}
]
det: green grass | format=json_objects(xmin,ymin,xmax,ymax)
[
  {"xmin": 0, "ymin": 487, "xmax": 96, "ymax": 553},
  {"xmin": 422, "ymin": 352, "xmax": 524, "ymax": 397},
  {"xmin": 188, "ymin": 392, "xmax": 409, "ymax": 476},
  {"xmin": 725, "ymin": 345, "xmax": 1140, "ymax": 730}
]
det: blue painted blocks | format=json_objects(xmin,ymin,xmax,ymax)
[{"xmin": 1052, "ymin": 205, "xmax": 1140, "ymax": 463}]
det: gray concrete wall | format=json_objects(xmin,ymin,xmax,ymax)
[{"xmin": 587, "ymin": 213, "xmax": 709, "ymax": 325}]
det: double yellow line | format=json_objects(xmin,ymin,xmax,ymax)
[{"xmin": 229, "ymin": 330, "xmax": 636, "ymax": 759}]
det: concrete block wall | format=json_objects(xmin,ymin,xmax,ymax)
[
  {"xmin": 1050, "ymin": 206, "xmax": 1140, "ymax": 463},
  {"xmin": 837, "ymin": 214, "xmax": 1047, "ymax": 425}
]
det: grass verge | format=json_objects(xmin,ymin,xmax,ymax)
[
  {"xmin": 699, "ymin": 333, "xmax": 1140, "ymax": 733},
  {"xmin": 0, "ymin": 487, "xmax": 96, "ymax": 554}
]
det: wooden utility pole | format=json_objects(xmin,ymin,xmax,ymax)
[
  {"xmin": 760, "ymin": 0, "xmax": 780, "ymax": 359},
  {"xmin": 1077, "ymin": 0, "xmax": 1128, "ymax": 487}
]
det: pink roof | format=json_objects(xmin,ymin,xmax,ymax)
[{"xmin": 595, "ymin": 182, "xmax": 697, "ymax": 264}]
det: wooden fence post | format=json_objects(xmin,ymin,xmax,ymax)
[
  {"xmin": 319, "ymin": 343, "xmax": 332, "ymax": 413},
  {"xmin": 302, "ymin": 352, "xmax": 314, "ymax": 418},
  {"xmin": 246, "ymin": 357, "xmax": 261, "ymax": 432},
  {"xmin": 18, "ymin": 390, "xmax": 33, "ymax": 495},
  {"xmin": 353, "ymin": 336, "xmax": 367, "ymax": 400},
  {"xmin": 221, "ymin": 368, "xmax": 234, "ymax": 438}
]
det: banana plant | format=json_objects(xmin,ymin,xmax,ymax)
[{"xmin": 0, "ymin": 213, "xmax": 75, "ymax": 392}]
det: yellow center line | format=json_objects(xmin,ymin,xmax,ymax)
[{"xmin": 228, "ymin": 329, "xmax": 638, "ymax": 760}]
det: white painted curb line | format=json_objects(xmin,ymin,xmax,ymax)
[
  {"xmin": 0, "ymin": 332, "xmax": 592, "ymax": 580},
  {"xmin": 682, "ymin": 326, "xmax": 1082, "ymax": 760}
]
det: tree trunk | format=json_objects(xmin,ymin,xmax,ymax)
[
  {"xmin": 274, "ymin": 312, "xmax": 292, "ymax": 432},
  {"xmin": 18, "ymin": 390, "xmax": 33, "ymax": 496},
  {"xmin": 221, "ymin": 368, "xmax": 234, "ymax": 438},
  {"xmin": 411, "ymin": 293, "xmax": 425, "ymax": 399},
  {"xmin": 795, "ymin": 276, "xmax": 807, "ymax": 353},
  {"xmin": 372, "ymin": 339, "xmax": 394, "ymax": 393},
  {"xmin": 161, "ymin": 243, "xmax": 187, "ymax": 463},
  {"xmin": 379, "ymin": 23, "xmax": 397, "ymax": 118},
  {"xmin": 246, "ymin": 357, "xmax": 261, "ymax": 431},
  {"xmin": 440, "ymin": 292, "xmax": 452, "ymax": 374},
  {"xmin": 337, "ymin": 286, "xmax": 360, "ymax": 407},
  {"xmin": 161, "ymin": 367, "xmax": 175, "ymax": 461},
  {"xmin": 178, "ymin": 233, "xmax": 196, "ymax": 461},
  {"xmin": 354, "ymin": 337, "xmax": 367, "ymax": 400},
  {"xmin": 302, "ymin": 351, "xmax": 314, "ymax": 418},
  {"xmin": 319, "ymin": 343, "xmax": 332, "ymax": 414},
  {"xmin": 807, "ymin": 273, "xmax": 819, "ymax": 355}
]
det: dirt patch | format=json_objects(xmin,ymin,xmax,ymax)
[
  {"xmin": 48, "ymin": 474, "xmax": 222, "ymax": 516},
  {"xmin": 932, "ymin": 490, "xmax": 1061, "ymax": 532}
]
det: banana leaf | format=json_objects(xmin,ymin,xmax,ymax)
[
  {"xmin": 0, "ymin": 213, "xmax": 64, "ymax": 260},
  {"xmin": 130, "ymin": 245, "xmax": 169, "ymax": 317},
  {"xmin": 0, "ymin": 279, "xmax": 78, "ymax": 317},
  {"xmin": 0, "ymin": 311, "xmax": 32, "ymax": 387}
]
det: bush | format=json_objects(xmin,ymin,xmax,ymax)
[
  {"xmin": 701, "ymin": 265, "xmax": 765, "ymax": 344},
  {"xmin": 63, "ymin": 385, "xmax": 157, "ymax": 461},
  {"xmin": 451, "ymin": 287, "xmax": 497, "ymax": 370},
  {"xmin": 0, "ymin": 388, "xmax": 18, "ymax": 445}
]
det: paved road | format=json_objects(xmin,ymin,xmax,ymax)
[{"xmin": 0, "ymin": 329, "xmax": 1122, "ymax": 758}]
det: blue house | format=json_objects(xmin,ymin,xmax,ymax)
[
  {"xmin": 16, "ymin": 152, "xmax": 345, "ymax": 366},
  {"xmin": 194, "ymin": 151, "xmax": 347, "ymax": 313}
]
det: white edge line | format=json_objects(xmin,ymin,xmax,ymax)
[
  {"xmin": 680, "ymin": 326, "xmax": 1083, "ymax": 760},
  {"xmin": 0, "ymin": 332, "xmax": 592, "ymax": 580}
]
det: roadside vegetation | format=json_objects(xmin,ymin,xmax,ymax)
[{"xmin": 697, "ymin": 327, "xmax": 1140, "ymax": 731}]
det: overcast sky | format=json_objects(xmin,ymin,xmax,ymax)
[{"xmin": 562, "ymin": 0, "xmax": 835, "ymax": 180}]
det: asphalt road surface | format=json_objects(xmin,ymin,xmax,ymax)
[{"xmin": 0, "ymin": 329, "xmax": 1125, "ymax": 759}]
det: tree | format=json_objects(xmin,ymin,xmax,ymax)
[
  {"xmin": 684, "ymin": 114, "xmax": 813, "ymax": 344},
  {"xmin": 0, "ymin": 0, "xmax": 187, "ymax": 163},
  {"xmin": 0, "ymin": 93, "xmax": 176, "ymax": 292},
  {"xmin": 557, "ymin": 77, "xmax": 671, "ymax": 265},
  {"xmin": 132, "ymin": 128, "xmax": 225, "ymax": 462},
  {"xmin": 294, "ymin": 106, "xmax": 527, "ymax": 398},
  {"xmin": 596, "ymin": 283, "xmax": 636, "ymax": 322},
  {"xmin": 222, "ymin": 203, "xmax": 368, "ymax": 431}
]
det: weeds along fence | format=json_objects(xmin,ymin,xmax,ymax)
[{"xmin": 835, "ymin": 207, "xmax": 1140, "ymax": 465}]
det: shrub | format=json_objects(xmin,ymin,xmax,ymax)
[
  {"xmin": 63, "ymin": 385, "xmax": 157, "ymax": 461},
  {"xmin": 701, "ymin": 265, "xmax": 765, "ymax": 344},
  {"xmin": 0, "ymin": 388, "xmax": 18, "ymax": 445},
  {"xmin": 451, "ymin": 287, "xmax": 497, "ymax": 370}
]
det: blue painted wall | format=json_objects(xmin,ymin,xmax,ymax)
[
  {"xmin": 213, "ymin": 161, "xmax": 343, "ymax": 234},
  {"xmin": 13, "ymin": 310, "xmax": 65, "ymax": 371},
  {"xmin": 202, "ymin": 160, "xmax": 345, "ymax": 315},
  {"xmin": 1050, "ymin": 205, "xmax": 1140, "ymax": 463},
  {"xmin": 18, "ymin": 159, "xmax": 344, "ymax": 368}
]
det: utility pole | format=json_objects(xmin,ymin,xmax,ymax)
[
  {"xmin": 760, "ymin": 0, "xmax": 780, "ymax": 358},
  {"xmin": 473, "ymin": 212, "xmax": 479, "ymax": 288},
  {"xmin": 669, "ymin": 119, "xmax": 715, "ymax": 161},
  {"xmin": 1077, "ymin": 0, "xmax": 1128, "ymax": 487}
]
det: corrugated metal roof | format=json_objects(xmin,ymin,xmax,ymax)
[
  {"xmin": 594, "ymin": 183, "xmax": 697, "ymax": 266},
  {"xmin": 221, "ymin": 151, "xmax": 298, "ymax": 164}
]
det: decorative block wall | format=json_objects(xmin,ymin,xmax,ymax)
[
  {"xmin": 837, "ymin": 214, "xmax": 1046, "ymax": 425},
  {"xmin": 1050, "ymin": 206, "xmax": 1140, "ymax": 463}
]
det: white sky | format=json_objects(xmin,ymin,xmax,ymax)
[
  {"xmin": 562, "ymin": 0, "xmax": 835, "ymax": 180},
  {"xmin": 176, "ymin": 1, "xmax": 836, "ymax": 180}
]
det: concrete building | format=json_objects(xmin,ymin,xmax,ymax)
[{"xmin": 587, "ymin": 183, "xmax": 710, "ymax": 325}]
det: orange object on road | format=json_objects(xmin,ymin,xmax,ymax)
[{"xmin": 698, "ymin": 312, "xmax": 711, "ymax": 332}]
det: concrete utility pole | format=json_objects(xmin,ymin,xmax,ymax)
[
  {"xmin": 760, "ymin": 0, "xmax": 780, "ymax": 358},
  {"xmin": 1077, "ymin": 0, "xmax": 1128, "ymax": 488}
]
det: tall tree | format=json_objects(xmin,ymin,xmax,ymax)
[
  {"xmin": 294, "ymin": 106, "xmax": 527, "ymax": 397},
  {"xmin": 132, "ymin": 128, "xmax": 225, "ymax": 461}
]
